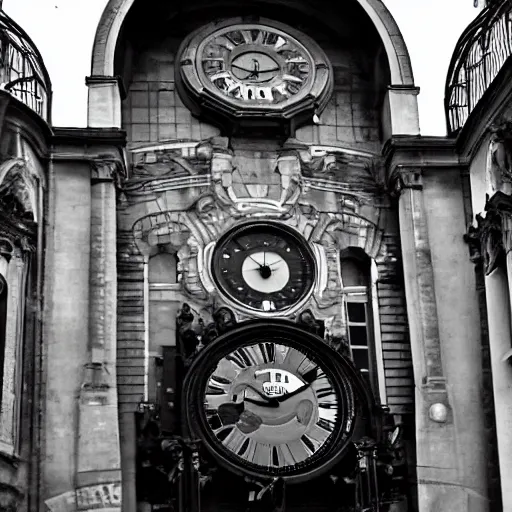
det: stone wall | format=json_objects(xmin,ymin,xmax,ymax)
[{"xmin": 122, "ymin": 33, "xmax": 382, "ymax": 153}]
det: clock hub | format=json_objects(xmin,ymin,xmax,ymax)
[
  {"xmin": 204, "ymin": 340, "xmax": 339, "ymax": 470},
  {"xmin": 241, "ymin": 250, "xmax": 290, "ymax": 294},
  {"xmin": 216, "ymin": 363, "xmax": 318, "ymax": 446},
  {"xmin": 230, "ymin": 52, "xmax": 280, "ymax": 84},
  {"xmin": 211, "ymin": 222, "xmax": 315, "ymax": 315}
]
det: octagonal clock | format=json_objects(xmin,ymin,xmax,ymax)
[{"xmin": 176, "ymin": 18, "xmax": 333, "ymax": 128}]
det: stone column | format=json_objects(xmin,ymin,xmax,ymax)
[
  {"xmin": 484, "ymin": 265, "xmax": 512, "ymax": 510},
  {"xmin": 75, "ymin": 160, "xmax": 122, "ymax": 502},
  {"xmin": 394, "ymin": 167, "xmax": 488, "ymax": 512},
  {"xmin": 484, "ymin": 195, "xmax": 512, "ymax": 510},
  {"xmin": 501, "ymin": 208, "xmax": 512, "ymax": 315}
]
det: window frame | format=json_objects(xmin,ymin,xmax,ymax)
[{"xmin": 339, "ymin": 253, "xmax": 387, "ymax": 405}]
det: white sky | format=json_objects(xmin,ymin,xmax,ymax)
[{"xmin": 5, "ymin": 0, "xmax": 481, "ymax": 135}]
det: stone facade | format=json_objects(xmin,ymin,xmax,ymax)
[{"xmin": 0, "ymin": 1, "xmax": 509, "ymax": 512}]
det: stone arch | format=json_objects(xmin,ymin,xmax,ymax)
[{"xmin": 91, "ymin": 0, "xmax": 413, "ymax": 84}]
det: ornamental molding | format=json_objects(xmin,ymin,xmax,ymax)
[
  {"xmin": 387, "ymin": 166, "xmax": 423, "ymax": 198},
  {"xmin": 121, "ymin": 137, "xmax": 391, "ymax": 345}
]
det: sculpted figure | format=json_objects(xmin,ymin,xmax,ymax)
[{"xmin": 487, "ymin": 124, "xmax": 512, "ymax": 197}]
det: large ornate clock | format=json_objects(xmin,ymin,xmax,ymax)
[
  {"xmin": 182, "ymin": 321, "xmax": 358, "ymax": 483},
  {"xmin": 176, "ymin": 18, "xmax": 333, "ymax": 128},
  {"xmin": 210, "ymin": 222, "xmax": 316, "ymax": 315}
]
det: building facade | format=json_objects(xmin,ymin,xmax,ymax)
[{"xmin": 0, "ymin": 0, "xmax": 511, "ymax": 511}]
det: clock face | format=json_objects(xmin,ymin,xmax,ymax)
[
  {"xmin": 205, "ymin": 342, "xmax": 338, "ymax": 470},
  {"xmin": 199, "ymin": 25, "xmax": 312, "ymax": 103},
  {"xmin": 183, "ymin": 322, "xmax": 357, "ymax": 481},
  {"xmin": 211, "ymin": 223, "xmax": 315, "ymax": 314}
]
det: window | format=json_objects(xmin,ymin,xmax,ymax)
[
  {"xmin": 340, "ymin": 249, "xmax": 378, "ymax": 392},
  {"xmin": 148, "ymin": 251, "xmax": 177, "ymax": 285},
  {"xmin": 147, "ymin": 250, "xmax": 179, "ymax": 403}
]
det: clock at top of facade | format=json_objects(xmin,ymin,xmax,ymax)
[
  {"xmin": 176, "ymin": 18, "xmax": 333, "ymax": 127},
  {"xmin": 210, "ymin": 222, "xmax": 316, "ymax": 316}
]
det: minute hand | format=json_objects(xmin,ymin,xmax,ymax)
[{"xmin": 275, "ymin": 383, "xmax": 311, "ymax": 402}]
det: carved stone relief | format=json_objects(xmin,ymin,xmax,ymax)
[
  {"xmin": 120, "ymin": 135, "xmax": 391, "ymax": 360},
  {"xmin": 468, "ymin": 191, "xmax": 512, "ymax": 274},
  {"xmin": 486, "ymin": 120, "xmax": 512, "ymax": 198}
]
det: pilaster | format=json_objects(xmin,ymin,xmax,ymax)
[
  {"xmin": 484, "ymin": 266, "xmax": 512, "ymax": 510},
  {"xmin": 385, "ymin": 136, "xmax": 489, "ymax": 512},
  {"xmin": 478, "ymin": 191, "xmax": 512, "ymax": 510},
  {"xmin": 44, "ymin": 128, "xmax": 126, "ymax": 512},
  {"xmin": 75, "ymin": 159, "xmax": 123, "ymax": 490}
]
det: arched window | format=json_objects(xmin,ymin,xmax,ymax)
[{"xmin": 340, "ymin": 249, "xmax": 377, "ymax": 391}]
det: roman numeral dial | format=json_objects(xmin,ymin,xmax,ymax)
[{"xmin": 202, "ymin": 341, "xmax": 341, "ymax": 474}]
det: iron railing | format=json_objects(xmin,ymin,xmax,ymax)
[
  {"xmin": 0, "ymin": 10, "xmax": 51, "ymax": 122},
  {"xmin": 446, "ymin": 0, "xmax": 512, "ymax": 134}
]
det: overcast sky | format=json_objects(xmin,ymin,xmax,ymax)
[{"xmin": 5, "ymin": 0, "xmax": 480, "ymax": 135}]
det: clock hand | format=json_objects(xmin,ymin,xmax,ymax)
[
  {"xmin": 231, "ymin": 64, "xmax": 280, "ymax": 73},
  {"xmin": 251, "ymin": 58, "xmax": 260, "ymax": 79},
  {"xmin": 248, "ymin": 255, "xmax": 263, "ymax": 267},
  {"xmin": 236, "ymin": 383, "xmax": 277, "ymax": 404},
  {"xmin": 275, "ymin": 383, "xmax": 312, "ymax": 402}
]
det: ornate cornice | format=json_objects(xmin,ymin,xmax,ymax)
[{"xmin": 383, "ymin": 135, "xmax": 460, "ymax": 198}]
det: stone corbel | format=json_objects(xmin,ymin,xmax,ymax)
[
  {"xmin": 91, "ymin": 158, "xmax": 126, "ymax": 187},
  {"xmin": 388, "ymin": 166, "xmax": 423, "ymax": 198}
]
